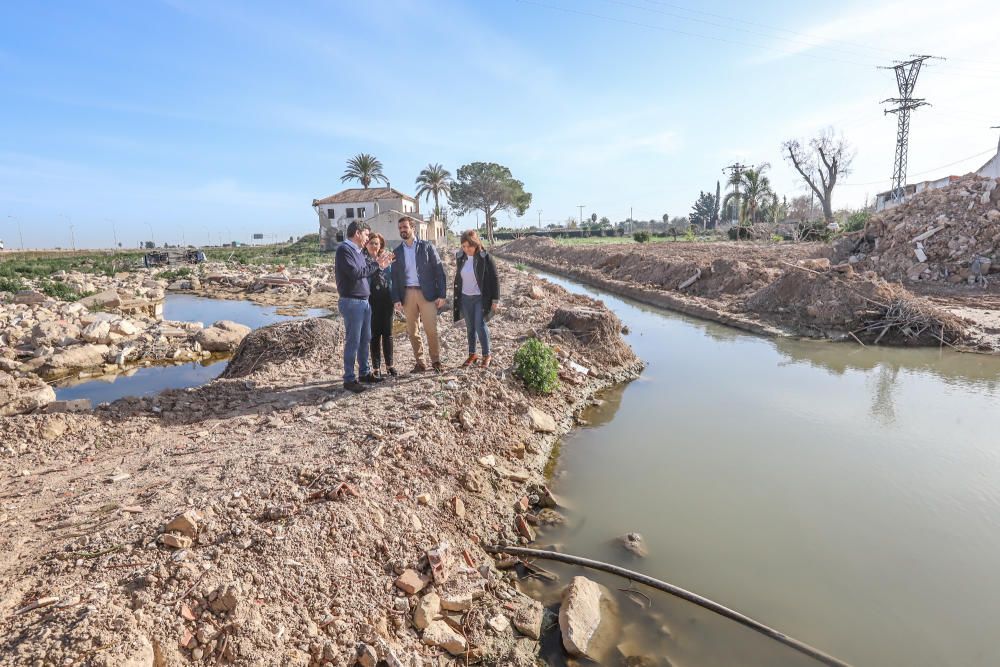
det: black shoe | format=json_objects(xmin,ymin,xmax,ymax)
[
  {"xmin": 343, "ymin": 381, "xmax": 367, "ymax": 393},
  {"xmin": 360, "ymin": 373, "xmax": 385, "ymax": 384},
  {"xmin": 387, "ymin": 367, "xmax": 398, "ymax": 377}
]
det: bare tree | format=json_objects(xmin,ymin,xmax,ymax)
[{"xmin": 782, "ymin": 128, "xmax": 853, "ymax": 224}]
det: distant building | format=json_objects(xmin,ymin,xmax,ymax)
[
  {"xmin": 875, "ymin": 140, "xmax": 1000, "ymax": 211},
  {"xmin": 311, "ymin": 187, "xmax": 445, "ymax": 250}
]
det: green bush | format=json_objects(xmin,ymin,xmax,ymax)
[
  {"xmin": 0, "ymin": 277, "xmax": 26, "ymax": 293},
  {"xmin": 633, "ymin": 231, "xmax": 651, "ymax": 243},
  {"xmin": 39, "ymin": 281, "xmax": 86, "ymax": 302},
  {"xmin": 844, "ymin": 211, "xmax": 870, "ymax": 233},
  {"xmin": 159, "ymin": 267, "xmax": 193, "ymax": 281},
  {"xmin": 513, "ymin": 338, "xmax": 560, "ymax": 394}
]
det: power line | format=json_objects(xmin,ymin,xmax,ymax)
[{"xmin": 839, "ymin": 147, "xmax": 997, "ymax": 188}]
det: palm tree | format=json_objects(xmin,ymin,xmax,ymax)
[
  {"xmin": 341, "ymin": 154, "xmax": 387, "ymax": 189},
  {"xmin": 723, "ymin": 166, "xmax": 775, "ymax": 238},
  {"xmin": 414, "ymin": 163, "xmax": 452, "ymax": 218}
]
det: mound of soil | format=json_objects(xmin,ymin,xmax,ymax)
[
  {"xmin": 860, "ymin": 174, "xmax": 1000, "ymax": 283},
  {"xmin": 222, "ymin": 317, "xmax": 343, "ymax": 379},
  {"xmin": 549, "ymin": 306, "xmax": 633, "ymax": 366},
  {"xmin": 746, "ymin": 266, "xmax": 967, "ymax": 345}
]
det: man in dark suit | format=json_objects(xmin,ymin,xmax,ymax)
[
  {"xmin": 335, "ymin": 220, "xmax": 391, "ymax": 392},
  {"xmin": 390, "ymin": 216, "xmax": 447, "ymax": 373}
]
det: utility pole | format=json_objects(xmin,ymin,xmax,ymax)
[
  {"xmin": 880, "ymin": 55, "xmax": 940, "ymax": 202},
  {"xmin": 69, "ymin": 224, "xmax": 76, "ymax": 251},
  {"xmin": 629, "ymin": 206, "xmax": 633, "ymax": 233},
  {"xmin": 722, "ymin": 162, "xmax": 751, "ymax": 228},
  {"xmin": 577, "ymin": 205, "xmax": 586, "ymax": 228},
  {"xmin": 992, "ymin": 125, "xmax": 1000, "ymax": 152},
  {"xmin": 537, "ymin": 210, "xmax": 542, "ymax": 229}
]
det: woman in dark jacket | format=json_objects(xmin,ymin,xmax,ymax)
[
  {"xmin": 364, "ymin": 233, "xmax": 397, "ymax": 378},
  {"xmin": 453, "ymin": 230, "xmax": 500, "ymax": 368}
]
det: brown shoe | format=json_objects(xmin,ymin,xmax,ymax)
[
  {"xmin": 431, "ymin": 361, "xmax": 444, "ymax": 373},
  {"xmin": 480, "ymin": 355, "xmax": 492, "ymax": 368},
  {"xmin": 410, "ymin": 361, "xmax": 427, "ymax": 374},
  {"xmin": 462, "ymin": 354, "xmax": 479, "ymax": 367}
]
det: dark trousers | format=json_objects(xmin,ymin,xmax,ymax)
[{"xmin": 369, "ymin": 295, "xmax": 394, "ymax": 370}]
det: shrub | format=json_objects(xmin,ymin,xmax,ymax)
[
  {"xmin": 513, "ymin": 338, "xmax": 560, "ymax": 394},
  {"xmin": 39, "ymin": 281, "xmax": 84, "ymax": 301},
  {"xmin": 844, "ymin": 211, "xmax": 870, "ymax": 233},
  {"xmin": 684, "ymin": 227, "xmax": 696, "ymax": 242},
  {"xmin": 159, "ymin": 267, "xmax": 193, "ymax": 281},
  {"xmin": 0, "ymin": 277, "xmax": 26, "ymax": 293},
  {"xmin": 633, "ymin": 231, "xmax": 651, "ymax": 243},
  {"xmin": 727, "ymin": 226, "xmax": 752, "ymax": 240},
  {"xmin": 514, "ymin": 263, "xmax": 528, "ymax": 271}
]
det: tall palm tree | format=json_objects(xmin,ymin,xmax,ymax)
[
  {"xmin": 723, "ymin": 166, "xmax": 775, "ymax": 238},
  {"xmin": 341, "ymin": 154, "xmax": 387, "ymax": 189},
  {"xmin": 414, "ymin": 163, "xmax": 452, "ymax": 218}
]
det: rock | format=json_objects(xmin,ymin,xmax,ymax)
[
  {"xmin": 527, "ymin": 406, "xmax": 556, "ymax": 433},
  {"xmin": 527, "ymin": 284, "xmax": 546, "ymax": 300},
  {"xmin": 422, "ymin": 620, "xmax": 468, "ymax": 656},
  {"xmin": 41, "ymin": 399, "xmax": 92, "ymax": 414},
  {"xmin": 619, "ymin": 532, "xmax": 648, "ymax": 557},
  {"xmin": 801, "ymin": 258, "xmax": 831, "ymax": 271},
  {"xmin": 82, "ymin": 320, "xmax": 112, "ymax": 344},
  {"xmin": 413, "ymin": 592, "xmax": 440, "ymax": 630},
  {"xmin": 31, "ymin": 320, "xmax": 81, "ymax": 347},
  {"xmin": 438, "ymin": 571, "xmax": 487, "ymax": 611},
  {"xmin": 160, "ymin": 534, "xmax": 192, "ymax": 549},
  {"xmin": 355, "ymin": 642, "xmax": 378, "ymax": 667},
  {"xmin": 488, "ymin": 614, "xmax": 511, "ymax": 634},
  {"xmin": 416, "ymin": 492, "xmax": 432, "ymax": 505},
  {"xmin": 394, "ymin": 569, "xmax": 430, "ymax": 595},
  {"xmin": 558, "ymin": 576, "xmax": 619, "ymax": 661},
  {"xmin": 0, "ymin": 373, "xmax": 56, "ymax": 416},
  {"xmin": 41, "ymin": 418, "xmax": 67, "ymax": 441},
  {"xmin": 165, "ymin": 510, "xmax": 201, "ymax": 538},
  {"xmin": 45, "ymin": 344, "xmax": 110, "ymax": 371},
  {"xmin": 112, "ymin": 318, "xmax": 139, "ymax": 336},
  {"xmin": 79, "ymin": 289, "xmax": 121, "ymax": 310},
  {"xmin": 195, "ymin": 320, "xmax": 252, "ymax": 352},
  {"xmin": 427, "ymin": 541, "xmax": 453, "ymax": 583},
  {"xmin": 515, "ymin": 515, "xmax": 536, "ymax": 542},
  {"xmin": 513, "ymin": 598, "xmax": 544, "ymax": 640},
  {"xmin": 208, "ymin": 584, "xmax": 239, "ymax": 613},
  {"xmin": 449, "ymin": 496, "xmax": 466, "ymax": 518},
  {"xmin": 14, "ymin": 290, "xmax": 46, "ymax": 304}
]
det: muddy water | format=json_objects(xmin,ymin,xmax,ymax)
[
  {"xmin": 531, "ymin": 272, "xmax": 1000, "ymax": 667},
  {"xmin": 53, "ymin": 295, "xmax": 328, "ymax": 404}
]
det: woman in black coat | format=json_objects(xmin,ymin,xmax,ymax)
[{"xmin": 452, "ymin": 230, "xmax": 500, "ymax": 368}]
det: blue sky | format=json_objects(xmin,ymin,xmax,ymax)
[{"xmin": 2, "ymin": 0, "xmax": 999, "ymax": 248}]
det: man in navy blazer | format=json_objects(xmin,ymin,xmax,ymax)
[{"xmin": 390, "ymin": 216, "xmax": 447, "ymax": 373}]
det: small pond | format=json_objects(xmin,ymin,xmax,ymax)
[{"xmin": 53, "ymin": 295, "xmax": 328, "ymax": 404}]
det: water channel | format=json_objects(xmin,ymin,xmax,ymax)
[
  {"xmin": 53, "ymin": 295, "xmax": 327, "ymax": 405},
  {"xmin": 531, "ymin": 271, "xmax": 1000, "ymax": 667}
]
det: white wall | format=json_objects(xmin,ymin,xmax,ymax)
[{"xmin": 978, "ymin": 151, "xmax": 1000, "ymax": 179}]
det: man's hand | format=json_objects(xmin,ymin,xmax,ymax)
[
  {"xmin": 435, "ymin": 298, "xmax": 446, "ymax": 309},
  {"xmin": 394, "ymin": 302, "xmax": 403, "ymax": 314}
]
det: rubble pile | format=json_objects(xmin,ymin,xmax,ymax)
[
  {"xmin": 223, "ymin": 318, "xmax": 344, "ymax": 379},
  {"xmin": 859, "ymin": 175, "xmax": 1000, "ymax": 284}
]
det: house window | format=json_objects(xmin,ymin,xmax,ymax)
[
  {"xmin": 327, "ymin": 209, "xmax": 336, "ymax": 220},
  {"xmin": 346, "ymin": 208, "xmax": 355, "ymax": 218},
  {"xmin": 356, "ymin": 207, "xmax": 366, "ymax": 218}
]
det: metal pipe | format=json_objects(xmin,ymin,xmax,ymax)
[{"xmin": 485, "ymin": 544, "xmax": 852, "ymax": 667}]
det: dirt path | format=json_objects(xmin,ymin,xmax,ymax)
[{"xmin": 0, "ymin": 263, "xmax": 641, "ymax": 666}]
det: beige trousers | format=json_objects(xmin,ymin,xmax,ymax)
[{"xmin": 403, "ymin": 287, "xmax": 440, "ymax": 363}]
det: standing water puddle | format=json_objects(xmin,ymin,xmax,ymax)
[
  {"xmin": 530, "ymin": 271, "xmax": 1000, "ymax": 667},
  {"xmin": 54, "ymin": 295, "xmax": 328, "ymax": 404}
]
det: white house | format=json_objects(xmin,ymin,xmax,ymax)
[
  {"xmin": 875, "ymin": 140, "xmax": 1000, "ymax": 211},
  {"xmin": 311, "ymin": 187, "xmax": 445, "ymax": 250}
]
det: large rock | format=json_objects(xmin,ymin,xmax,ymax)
[
  {"xmin": 31, "ymin": 320, "xmax": 81, "ymax": 347},
  {"xmin": 79, "ymin": 289, "xmax": 121, "ymax": 310},
  {"xmin": 0, "ymin": 373, "xmax": 56, "ymax": 416},
  {"xmin": 195, "ymin": 320, "xmax": 252, "ymax": 352},
  {"xmin": 82, "ymin": 320, "xmax": 113, "ymax": 344},
  {"xmin": 527, "ymin": 406, "xmax": 556, "ymax": 433},
  {"xmin": 558, "ymin": 576, "xmax": 620, "ymax": 661},
  {"xmin": 45, "ymin": 344, "xmax": 111, "ymax": 372},
  {"xmin": 513, "ymin": 598, "xmax": 544, "ymax": 640},
  {"xmin": 422, "ymin": 620, "xmax": 468, "ymax": 656}
]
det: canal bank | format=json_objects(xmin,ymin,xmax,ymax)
[{"xmin": 529, "ymin": 270, "xmax": 1000, "ymax": 667}]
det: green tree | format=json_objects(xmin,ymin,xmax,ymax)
[
  {"xmin": 341, "ymin": 153, "xmax": 387, "ymax": 189},
  {"xmin": 723, "ymin": 166, "xmax": 775, "ymax": 238},
  {"xmin": 414, "ymin": 163, "xmax": 452, "ymax": 218},
  {"xmin": 712, "ymin": 180, "xmax": 721, "ymax": 228},
  {"xmin": 590, "ymin": 212, "xmax": 597, "ymax": 225},
  {"xmin": 690, "ymin": 191, "xmax": 716, "ymax": 228},
  {"xmin": 598, "ymin": 216, "xmax": 610, "ymax": 227},
  {"xmin": 448, "ymin": 162, "xmax": 531, "ymax": 244}
]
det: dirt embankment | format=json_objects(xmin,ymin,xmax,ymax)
[
  {"xmin": 496, "ymin": 237, "xmax": 976, "ymax": 349},
  {"xmin": 0, "ymin": 263, "xmax": 642, "ymax": 666}
]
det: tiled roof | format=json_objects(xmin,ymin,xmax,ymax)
[{"xmin": 312, "ymin": 187, "xmax": 416, "ymax": 206}]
